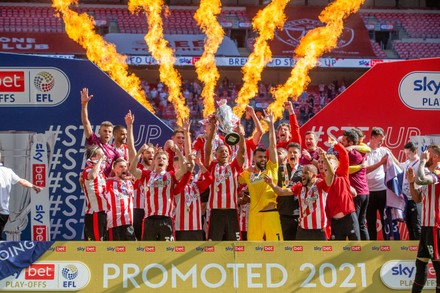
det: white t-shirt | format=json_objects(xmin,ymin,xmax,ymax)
[
  {"xmin": 0, "ymin": 164, "xmax": 21, "ymax": 214},
  {"xmin": 366, "ymin": 146, "xmax": 388, "ymax": 191}
]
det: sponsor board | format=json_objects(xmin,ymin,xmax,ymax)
[
  {"xmin": 411, "ymin": 135, "xmax": 440, "ymax": 155},
  {"xmin": 0, "ymin": 68, "xmax": 70, "ymax": 107},
  {"xmin": 0, "ymin": 52, "xmax": 173, "ymax": 240},
  {"xmin": 399, "ymin": 72, "xmax": 440, "ymax": 110},
  {"xmin": 30, "ymin": 134, "xmax": 51, "ymax": 241},
  {"xmin": 0, "ymin": 241, "xmax": 423, "ymax": 292},
  {"xmin": 302, "ymin": 58, "xmax": 440, "ymax": 164},
  {"xmin": 380, "ymin": 260, "xmax": 436, "ymax": 290},
  {"xmin": 0, "ymin": 261, "xmax": 90, "ymax": 291},
  {"xmin": 125, "ymin": 55, "xmax": 396, "ymax": 68}
]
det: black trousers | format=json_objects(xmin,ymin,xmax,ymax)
[
  {"xmin": 366, "ymin": 190, "xmax": 388, "ymax": 240},
  {"xmin": 0, "ymin": 214, "xmax": 9, "ymax": 240}
]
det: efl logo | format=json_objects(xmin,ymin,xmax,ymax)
[
  {"xmin": 56, "ymin": 246, "xmax": 66, "ymax": 252},
  {"xmin": 33, "ymin": 225, "xmax": 47, "ymax": 241},
  {"xmin": 86, "ymin": 246, "xmax": 96, "ymax": 252},
  {"xmin": 204, "ymin": 246, "xmax": 215, "ymax": 252},
  {"xmin": 175, "ymin": 246, "xmax": 185, "ymax": 252},
  {"xmin": 293, "ymin": 246, "xmax": 303, "ymax": 252},
  {"xmin": 380, "ymin": 246, "xmax": 391, "ymax": 252},
  {"xmin": 235, "ymin": 246, "xmax": 245, "ymax": 252},
  {"xmin": 351, "ymin": 246, "xmax": 362, "ymax": 252},
  {"xmin": 145, "ymin": 246, "xmax": 155, "ymax": 252},
  {"xmin": 34, "ymin": 71, "xmax": 55, "ymax": 92},
  {"xmin": 322, "ymin": 246, "xmax": 333, "ymax": 252},
  {"xmin": 115, "ymin": 246, "xmax": 126, "ymax": 252},
  {"xmin": 0, "ymin": 71, "xmax": 25, "ymax": 92},
  {"xmin": 264, "ymin": 246, "xmax": 274, "ymax": 252},
  {"xmin": 25, "ymin": 264, "xmax": 55, "ymax": 280},
  {"xmin": 32, "ymin": 164, "xmax": 46, "ymax": 187}
]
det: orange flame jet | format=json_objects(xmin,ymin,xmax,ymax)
[
  {"xmin": 52, "ymin": 0, "xmax": 154, "ymax": 112},
  {"xmin": 233, "ymin": 0, "xmax": 290, "ymax": 118},
  {"xmin": 194, "ymin": 0, "xmax": 225, "ymax": 118},
  {"xmin": 268, "ymin": 0, "xmax": 365, "ymax": 121},
  {"xmin": 128, "ymin": 0, "xmax": 189, "ymax": 125}
]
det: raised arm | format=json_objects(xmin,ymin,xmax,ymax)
[
  {"xmin": 245, "ymin": 105, "xmax": 263, "ymax": 146},
  {"xmin": 87, "ymin": 148, "xmax": 106, "ymax": 180},
  {"xmin": 182, "ymin": 118, "xmax": 192, "ymax": 159},
  {"xmin": 80, "ymin": 88, "xmax": 94, "ymax": 139},
  {"xmin": 130, "ymin": 144, "xmax": 146, "ymax": 179},
  {"xmin": 333, "ymin": 141, "xmax": 349, "ymax": 177},
  {"xmin": 204, "ymin": 117, "xmax": 216, "ymax": 167},
  {"xmin": 195, "ymin": 154, "xmax": 214, "ymax": 193},
  {"xmin": 163, "ymin": 139, "xmax": 175, "ymax": 152},
  {"xmin": 262, "ymin": 110, "xmax": 277, "ymax": 164},
  {"xmin": 235, "ymin": 123, "xmax": 247, "ymax": 168},
  {"xmin": 406, "ymin": 167, "xmax": 423, "ymax": 203},
  {"xmin": 319, "ymin": 147, "xmax": 335, "ymax": 187},
  {"xmin": 195, "ymin": 155, "xmax": 208, "ymax": 174},
  {"xmin": 416, "ymin": 151, "xmax": 435, "ymax": 185},
  {"xmin": 125, "ymin": 110, "xmax": 136, "ymax": 164},
  {"xmin": 285, "ymin": 101, "xmax": 301, "ymax": 145},
  {"xmin": 173, "ymin": 145, "xmax": 187, "ymax": 180}
]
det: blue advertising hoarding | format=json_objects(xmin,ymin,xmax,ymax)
[{"xmin": 0, "ymin": 52, "xmax": 173, "ymax": 240}]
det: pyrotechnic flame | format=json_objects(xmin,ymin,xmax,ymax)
[
  {"xmin": 269, "ymin": 0, "xmax": 364, "ymax": 121},
  {"xmin": 128, "ymin": 0, "xmax": 189, "ymax": 125},
  {"xmin": 233, "ymin": 0, "xmax": 289, "ymax": 118},
  {"xmin": 52, "ymin": 0, "xmax": 154, "ymax": 112},
  {"xmin": 194, "ymin": 0, "xmax": 224, "ymax": 118}
]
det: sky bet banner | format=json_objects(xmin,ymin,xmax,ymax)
[
  {"xmin": 0, "ymin": 241, "xmax": 429, "ymax": 292},
  {"xmin": 0, "ymin": 241, "xmax": 54, "ymax": 281},
  {"xmin": 301, "ymin": 57, "xmax": 440, "ymax": 162},
  {"xmin": 0, "ymin": 52, "xmax": 173, "ymax": 240}
]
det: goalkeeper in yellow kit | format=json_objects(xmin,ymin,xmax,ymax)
[{"xmin": 239, "ymin": 110, "xmax": 283, "ymax": 241}]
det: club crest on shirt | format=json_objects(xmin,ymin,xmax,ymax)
[
  {"xmin": 250, "ymin": 173, "xmax": 264, "ymax": 183},
  {"xmin": 151, "ymin": 178, "xmax": 171, "ymax": 187},
  {"xmin": 114, "ymin": 189, "xmax": 130, "ymax": 199}
]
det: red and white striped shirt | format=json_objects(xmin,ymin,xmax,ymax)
[
  {"xmin": 238, "ymin": 203, "xmax": 250, "ymax": 232},
  {"xmin": 174, "ymin": 171, "xmax": 213, "ymax": 231},
  {"xmin": 421, "ymin": 166, "xmax": 440, "ymax": 227},
  {"xmin": 106, "ymin": 177, "xmax": 134, "ymax": 229},
  {"xmin": 114, "ymin": 144, "xmax": 129, "ymax": 161},
  {"xmin": 207, "ymin": 160, "xmax": 242, "ymax": 210},
  {"xmin": 133, "ymin": 162, "xmax": 147, "ymax": 209},
  {"xmin": 82, "ymin": 162, "xmax": 108, "ymax": 214},
  {"xmin": 140, "ymin": 169, "xmax": 189, "ymax": 218},
  {"xmin": 290, "ymin": 179, "xmax": 329, "ymax": 230},
  {"xmin": 193, "ymin": 134, "xmax": 226, "ymax": 166}
]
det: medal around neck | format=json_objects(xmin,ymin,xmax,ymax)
[{"xmin": 216, "ymin": 99, "xmax": 240, "ymax": 146}]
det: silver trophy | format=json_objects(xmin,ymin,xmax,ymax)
[{"xmin": 216, "ymin": 99, "xmax": 240, "ymax": 146}]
